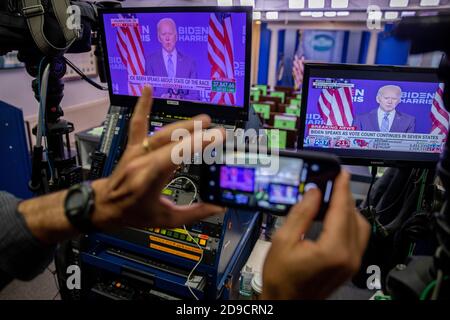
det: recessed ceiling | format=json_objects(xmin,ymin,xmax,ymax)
[{"xmin": 123, "ymin": 0, "xmax": 450, "ymax": 22}]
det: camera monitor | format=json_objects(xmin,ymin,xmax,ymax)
[
  {"xmin": 299, "ymin": 63, "xmax": 449, "ymax": 166},
  {"xmin": 99, "ymin": 7, "xmax": 252, "ymax": 124}
]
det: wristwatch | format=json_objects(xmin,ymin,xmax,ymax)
[{"xmin": 64, "ymin": 182, "xmax": 98, "ymax": 234}]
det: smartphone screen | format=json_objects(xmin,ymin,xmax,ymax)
[{"xmin": 200, "ymin": 151, "xmax": 340, "ymax": 216}]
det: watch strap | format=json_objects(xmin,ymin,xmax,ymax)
[{"xmin": 64, "ymin": 181, "xmax": 98, "ymax": 234}]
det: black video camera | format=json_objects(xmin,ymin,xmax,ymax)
[
  {"xmin": 0, "ymin": 0, "xmax": 123, "ymax": 83},
  {"xmin": 0, "ymin": 0, "xmax": 122, "ymax": 56},
  {"xmin": 0, "ymin": 1, "xmax": 122, "ymax": 193},
  {"xmin": 384, "ymin": 12, "xmax": 450, "ymax": 300},
  {"xmin": 2, "ymin": 1, "xmax": 91, "ymax": 55}
]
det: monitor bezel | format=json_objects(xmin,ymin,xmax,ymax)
[
  {"xmin": 298, "ymin": 62, "xmax": 442, "ymax": 168},
  {"xmin": 98, "ymin": 6, "xmax": 252, "ymax": 124}
]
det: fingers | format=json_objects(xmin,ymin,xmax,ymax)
[
  {"xmin": 318, "ymin": 170, "xmax": 365, "ymax": 260},
  {"xmin": 128, "ymin": 86, "xmax": 153, "ymax": 146},
  {"xmin": 148, "ymin": 114, "xmax": 212, "ymax": 150},
  {"xmin": 355, "ymin": 210, "xmax": 371, "ymax": 255},
  {"xmin": 312, "ymin": 171, "xmax": 371, "ymax": 278},
  {"xmin": 161, "ymin": 198, "xmax": 226, "ymax": 227},
  {"xmin": 139, "ymin": 127, "xmax": 225, "ymax": 191},
  {"xmin": 279, "ymin": 188, "xmax": 322, "ymax": 245},
  {"xmin": 323, "ymin": 171, "xmax": 352, "ymax": 221}
]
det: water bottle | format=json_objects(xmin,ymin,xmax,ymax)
[{"xmin": 239, "ymin": 265, "xmax": 253, "ymax": 297}]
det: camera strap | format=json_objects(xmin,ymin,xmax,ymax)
[{"xmin": 21, "ymin": 0, "xmax": 78, "ymax": 55}]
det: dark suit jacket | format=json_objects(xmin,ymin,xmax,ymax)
[
  {"xmin": 145, "ymin": 49, "xmax": 200, "ymax": 101},
  {"xmin": 352, "ymin": 108, "xmax": 416, "ymax": 133}
]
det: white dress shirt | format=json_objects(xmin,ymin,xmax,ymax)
[
  {"xmin": 162, "ymin": 48, "xmax": 177, "ymax": 77},
  {"xmin": 377, "ymin": 107, "xmax": 396, "ymax": 132}
]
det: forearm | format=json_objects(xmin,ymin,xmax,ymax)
[
  {"xmin": 0, "ymin": 192, "xmax": 54, "ymax": 283},
  {"xmin": 18, "ymin": 189, "xmax": 73, "ymax": 245},
  {"xmin": 18, "ymin": 178, "xmax": 110, "ymax": 245}
]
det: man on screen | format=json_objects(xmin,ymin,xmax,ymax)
[
  {"xmin": 145, "ymin": 18, "xmax": 200, "ymax": 101},
  {"xmin": 352, "ymin": 85, "xmax": 416, "ymax": 133}
]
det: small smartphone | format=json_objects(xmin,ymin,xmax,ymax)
[{"xmin": 200, "ymin": 150, "xmax": 341, "ymax": 217}]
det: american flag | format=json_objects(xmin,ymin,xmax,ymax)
[
  {"xmin": 318, "ymin": 87, "xmax": 354, "ymax": 127},
  {"xmin": 115, "ymin": 14, "xmax": 145, "ymax": 96},
  {"xmin": 207, "ymin": 13, "xmax": 236, "ymax": 105},
  {"xmin": 430, "ymin": 83, "xmax": 450, "ymax": 137}
]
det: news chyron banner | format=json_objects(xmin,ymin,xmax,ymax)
[
  {"xmin": 102, "ymin": 12, "xmax": 248, "ymax": 107},
  {"xmin": 304, "ymin": 79, "xmax": 449, "ymax": 154}
]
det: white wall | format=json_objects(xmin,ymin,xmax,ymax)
[{"xmin": 0, "ymin": 68, "xmax": 108, "ymax": 118}]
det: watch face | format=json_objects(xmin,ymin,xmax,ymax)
[
  {"xmin": 65, "ymin": 183, "xmax": 96, "ymax": 233},
  {"xmin": 67, "ymin": 190, "xmax": 86, "ymax": 213}
]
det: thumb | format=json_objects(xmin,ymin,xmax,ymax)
[{"xmin": 281, "ymin": 188, "xmax": 322, "ymax": 245}]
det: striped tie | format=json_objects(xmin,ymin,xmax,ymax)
[{"xmin": 380, "ymin": 112, "xmax": 390, "ymax": 132}]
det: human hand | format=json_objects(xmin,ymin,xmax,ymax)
[
  {"xmin": 261, "ymin": 171, "xmax": 370, "ymax": 299},
  {"xmin": 91, "ymin": 86, "xmax": 226, "ymax": 230},
  {"xmin": 292, "ymin": 55, "xmax": 305, "ymax": 90}
]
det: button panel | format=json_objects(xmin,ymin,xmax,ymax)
[{"xmin": 147, "ymin": 228, "xmax": 208, "ymax": 247}]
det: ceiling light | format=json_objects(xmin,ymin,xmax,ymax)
[
  {"xmin": 385, "ymin": 11, "xmax": 399, "ymax": 19},
  {"xmin": 217, "ymin": 0, "xmax": 233, "ymax": 6},
  {"xmin": 311, "ymin": 11, "xmax": 324, "ymax": 17},
  {"xmin": 401, "ymin": 11, "xmax": 416, "ymax": 16},
  {"xmin": 419, "ymin": 10, "xmax": 439, "ymax": 16},
  {"xmin": 420, "ymin": 0, "xmax": 440, "ymax": 6},
  {"xmin": 331, "ymin": 0, "xmax": 349, "ymax": 8},
  {"xmin": 240, "ymin": 0, "xmax": 255, "ymax": 6},
  {"xmin": 368, "ymin": 10, "xmax": 382, "ymax": 20},
  {"xmin": 389, "ymin": 0, "xmax": 409, "ymax": 7},
  {"xmin": 266, "ymin": 11, "xmax": 279, "ymax": 20},
  {"xmin": 300, "ymin": 11, "xmax": 313, "ymax": 16},
  {"xmin": 289, "ymin": 0, "xmax": 305, "ymax": 9},
  {"xmin": 337, "ymin": 11, "xmax": 350, "ymax": 16},
  {"xmin": 309, "ymin": 0, "xmax": 325, "ymax": 9},
  {"xmin": 253, "ymin": 11, "xmax": 261, "ymax": 20},
  {"xmin": 324, "ymin": 11, "xmax": 337, "ymax": 17}
]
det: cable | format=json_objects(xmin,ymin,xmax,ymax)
[
  {"xmin": 366, "ymin": 166, "xmax": 378, "ymax": 211},
  {"xmin": 183, "ymin": 225, "xmax": 203, "ymax": 301},
  {"xmin": 47, "ymin": 266, "xmax": 60, "ymax": 300},
  {"xmin": 408, "ymin": 242, "xmax": 416, "ymax": 257},
  {"xmin": 36, "ymin": 60, "xmax": 50, "ymax": 148},
  {"xmin": 163, "ymin": 176, "xmax": 198, "ymax": 205},
  {"xmin": 36, "ymin": 58, "xmax": 45, "ymax": 142},
  {"xmin": 416, "ymin": 169, "xmax": 428, "ymax": 212},
  {"xmin": 419, "ymin": 274, "xmax": 449, "ymax": 300},
  {"xmin": 37, "ymin": 60, "xmax": 55, "ymax": 182},
  {"xmin": 376, "ymin": 169, "xmax": 415, "ymax": 216},
  {"xmin": 44, "ymin": 140, "xmax": 54, "ymax": 183},
  {"xmin": 419, "ymin": 279, "xmax": 437, "ymax": 300},
  {"xmin": 402, "ymin": 169, "xmax": 429, "ymax": 257},
  {"xmin": 41, "ymin": 64, "xmax": 54, "ymax": 181},
  {"xmin": 431, "ymin": 269, "xmax": 444, "ymax": 300},
  {"xmin": 63, "ymin": 57, "xmax": 108, "ymax": 91},
  {"xmin": 52, "ymin": 291, "xmax": 60, "ymax": 300},
  {"xmin": 364, "ymin": 166, "xmax": 378, "ymax": 233},
  {"xmin": 163, "ymin": 176, "xmax": 203, "ymax": 300}
]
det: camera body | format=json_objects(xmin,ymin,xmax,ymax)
[
  {"xmin": 384, "ymin": 13, "xmax": 450, "ymax": 300},
  {"xmin": 0, "ymin": 0, "xmax": 122, "ymax": 193},
  {"xmin": 0, "ymin": 1, "xmax": 103, "ymax": 56}
]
